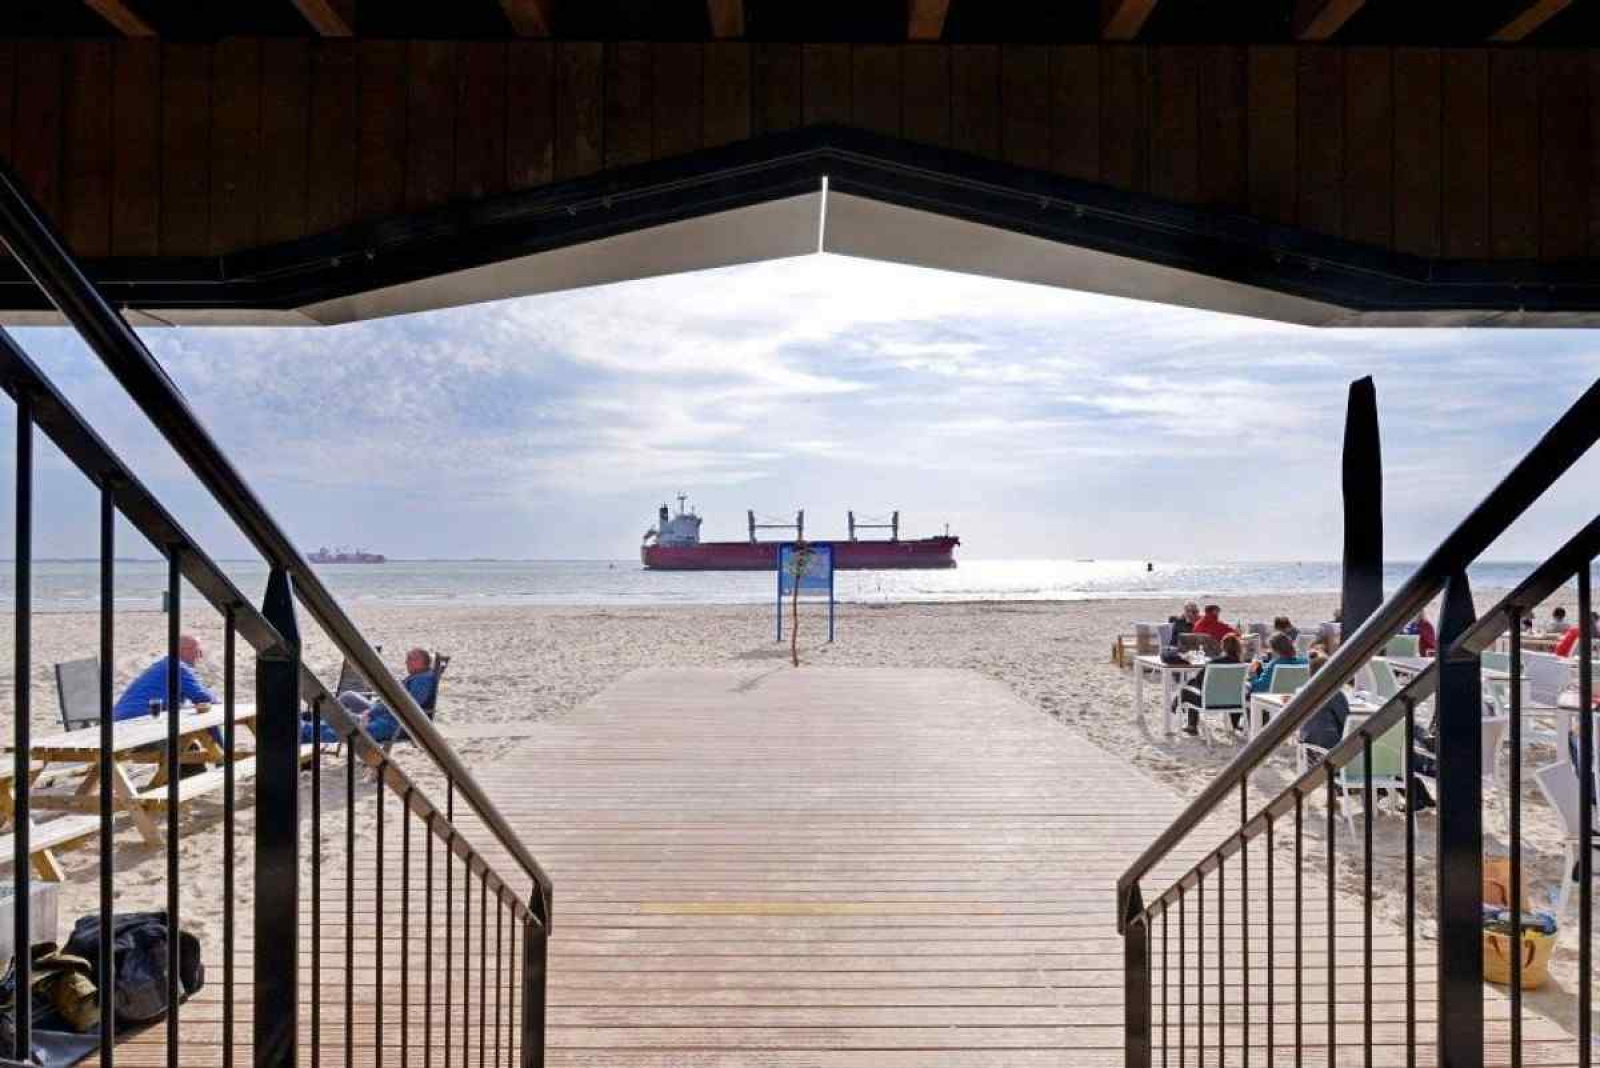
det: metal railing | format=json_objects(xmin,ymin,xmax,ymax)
[
  {"xmin": 0, "ymin": 160, "xmax": 551, "ymax": 1068},
  {"xmin": 1118, "ymin": 377, "xmax": 1600, "ymax": 1068}
]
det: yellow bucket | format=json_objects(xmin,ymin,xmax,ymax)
[{"xmin": 1483, "ymin": 928, "xmax": 1555, "ymax": 989}]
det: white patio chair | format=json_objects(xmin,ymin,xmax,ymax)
[
  {"xmin": 1265, "ymin": 663, "xmax": 1310, "ymax": 695},
  {"xmin": 1177, "ymin": 663, "xmax": 1249, "ymax": 738},
  {"xmin": 1383, "ymin": 634, "xmax": 1422, "ymax": 658},
  {"xmin": 1522, "ymin": 652, "xmax": 1576, "ymax": 746},
  {"xmin": 1532, "ymin": 757, "xmax": 1600, "ymax": 920},
  {"xmin": 1300, "ymin": 714, "xmax": 1410, "ymax": 841}
]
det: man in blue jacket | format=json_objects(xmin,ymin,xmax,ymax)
[{"xmin": 112, "ymin": 635, "xmax": 216, "ymax": 721}]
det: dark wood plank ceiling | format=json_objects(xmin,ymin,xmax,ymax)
[{"xmin": 4, "ymin": 0, "xmax": 1597, "ymax": 44}]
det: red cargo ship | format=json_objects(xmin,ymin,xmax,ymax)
[{"xmin": 641, "ymin": 497, "xmax": 958, "ymax": 571}]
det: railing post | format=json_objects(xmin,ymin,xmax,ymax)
[
  {"xmin": 255, "ymin": 567, "xmax": 302, "ymax": 1068},
  {"xmin": 1435, "ymin": 570, "xmax": 1484, "ymax": 1068},
  {"xmin": 1341, "ymin": 375, "xmax": 1383, "ymax": 634},
  {"xmin": 520, "ymin": 914, "xmax": 548, "ymax": 1068},
  {"xmin": 1123, "ymin": 884, "xmax": 1151, "ymax": 1068}
]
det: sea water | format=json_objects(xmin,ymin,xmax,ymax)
[{"xmin": 0, "ymin": 558, "xmax": 1560, "ymax": 612}]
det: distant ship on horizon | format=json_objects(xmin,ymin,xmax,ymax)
[
  {"xmin": 309, "ymin": 546, "xmax": 387, "ymax": 564},
  {"xmin": 641, "ymin": 496, "xmax": 959, "ymax": 571}
]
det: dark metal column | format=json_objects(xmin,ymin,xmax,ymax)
[
  {"xmin": 1435, "ymin": 571, "xmax": 1484, "ymax": 1068},
  {"xmin": 254, "ymin": 567, "xmax": 302, "ymax": 1068},
  {"xmin": 1341, "ymin": 376, "xmax": 1383, "ymax": 635},
  {"xmin": 520, "ymin": 915, "xmax": 547, "ymax": 1068},
  {"xmin": 1123, "ymin": 886, "xmax": 1151, "ymax": 1068}
]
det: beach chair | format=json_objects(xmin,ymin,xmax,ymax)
[
  {"xmin": 1301, "ymin": 714, "xmax": 1409, "ymax": 840},
  {"xmin": 1176, "ymin": 663, "xmax": 1249, "ymax": 737},
  {"xmin": 53, "ymin": 657, "xmax": 100, "ymax": 731},
  {"xmin": 1383, "ymin": 634, "xmax": 1422, "ymax": 658},
  {"xmin": 1533, "ymin": 757, "xmax": 1600, "ymax": 919},
  {"xmin": 1265, "ymin": 663, "xmax": 1310, "ymax": 695},
  {"xmin": 1521, "ymin": 652, "xmax": 1576, "ymax": 746}
]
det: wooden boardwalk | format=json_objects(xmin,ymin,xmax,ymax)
[{"xmin": 109, "ymin": 666, "xmax": 1582, "ymax": 1067}]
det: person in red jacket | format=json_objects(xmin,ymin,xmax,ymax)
[
  {"xmin": 1555, "ymin": 612, "xmax": 1597, "ymax": 658},
  {"xmin": 1192, "ymin": 604, "xmax": 1237, "ymax": 643}
]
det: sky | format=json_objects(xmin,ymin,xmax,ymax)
[{"xmin": 5, "ymin": 251, "xmax": 1599, "ymax": 564}]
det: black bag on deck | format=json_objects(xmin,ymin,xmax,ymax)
[{"xmin": 62, "ymin": 912, "xmax": 203, "ymax": 1026}]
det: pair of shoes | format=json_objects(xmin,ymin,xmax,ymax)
[{"xmin": 1182, "ymin": 724, "xmax": 1199, "ymax": 736}]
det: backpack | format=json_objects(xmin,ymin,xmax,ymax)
[{"xmin": 62, "ymin": 912, "xmax": 203, "ymax": 1026}]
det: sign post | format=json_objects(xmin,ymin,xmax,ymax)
[{"xmin": 776, "ymin": 542, "xmax": 835, "ymax": 643}]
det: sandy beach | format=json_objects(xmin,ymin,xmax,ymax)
[{"xmin": 1, "ymin": 589, "xmax": 1591, "ymax": 1030}]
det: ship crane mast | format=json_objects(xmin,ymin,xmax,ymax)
[
  {"xmin": 848, "ymin": 510, "xmax": 899, "ymax": 542},
  {"xmin": 748, "ymin": 510, "xmax": 804, "ymax": 544}
]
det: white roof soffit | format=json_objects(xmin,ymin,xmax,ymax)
[
  {"xmin": 819, "ymin": 190, "xmax": 1350, "ymax": 328},
  {"xmin": 300, "ymin": 190, "xmax": 826, "ymax": 326}
]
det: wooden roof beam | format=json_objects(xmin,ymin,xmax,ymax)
[
  {"xmin": 707, "ymin": 0, "xmax": 745, "ymax": 38},
  {"xmin": 1291, "ymin": 0, "xmax": 1366, "ymax": 40},
  {"xmin": 907, "ymin": 0, "xmax": 951, "ymax": 40},
  {"xmin": 498, "ymin": 0, "xmax": 554, "ymax": 36},
  {"xmin": 288, "ymin": 0, "xmax": 354, "ymax": 36},
  {"xmin": 1101, "ymin": 0, "xmax": 1158, "ymax": 40},
  {"xmin": 83, "ymin": 0, "xmax": 156, "ymax": 37},
  {"xmin": 1490, "ymin": 0, "xmax": 1572, "ymax": 41}
]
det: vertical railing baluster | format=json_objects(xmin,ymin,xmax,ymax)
[
  {"xmin": 465, "ymin": 848, "xmax": 474, "ymax": 1068},
  {"xmin": 426, "ymin": 813, "xmax": 435, "ymax": 1068},
  {"xmin": 480, "ymin": 876, "xmax": 489, "ymax": 1068},
  {"xmin": 1179, "ymin": 892, "xmax": 1186, "ymax": 1068},
  {"xmin": 521, "ymin": 911, "xmax": 546, "ymax": 1068},
  {"xmin": 1325, "ymin": 764, "xmax": 1336, "ymax": 1068},
  {"xmin": 1267, "ymin": 816, "xmax": 1274, "ymax": 1065},
  {"xmin": 97, "ymin": 481, "xmax": 114, "ymax": 1068},
  {"xmin": 1579, "ymin": 563, "xmax": 1593, "ymax": 1068},
  {"xmin": 346, "ymin": 741, "xmax": 355, "ymax": 1068},
  {"xmin": 13, "ymin": 393, "xmax": 32, "ymax": 1063},
  {"xmin": 1241, "ymin": 781, "xmax": 1249, "ymax": 1068},
  {"xmin": 507, "ymin": 908, "xmax": 519, "ymax": 1068},
  {"xmin": 1509, "ymin": 611, "xmax": 1524, "ymax": 1068},
  {"xmin": 165, "ymin": 549, "xmax": 180, "ymax": 1068},
  {"xmin": 1363, "ymin": 732, "xmax": 1373, "ymax": 1068},
  {"xmin": 496, "ymin": 889, "xmax": 505, "ymax": 1068},
  {"xmin": 376, "ymin": 759, "xmax": 386, "ymax": 1068},
  {"xmin": 1403, "ymin": 695, "xmax": 1416, "ymax": 1068},
  {"xmin": 404, "ymin": 788, "xmax": 413, "ymax": 1068},
  {"xmin": 312, "ymin": 698, "xmax": 322, "ymax": 1068},
  {"xmin": 1198, "ymin": 876, "xmax": 1205, "ymax": 1062},
  {"xmin": 446, "ymin": 822, "xmax": 456, "ymax": 1068},
  {"xmin": 223, "ymin": 608, "xmax": 236, "ymax": 1068},
  {"xmin": 1161, "ymin": 904, "xmax": 1168, "ymax": 1068},
  {"xmin": 1218, "ymin": 854, "xmax": 1225, "ymax": 1067},
  {"xmin": 1294, "ymin": 791, "xmax": 1303, "ymax": 1068}
]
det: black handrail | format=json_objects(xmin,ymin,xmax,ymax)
[
  {"xmin": 0, "ymin": 161, "xmax": 553, "ymax": 918},
  {"xmin": 1117, "ymin": 374, "xmax": 1600, "ymax": 923}
]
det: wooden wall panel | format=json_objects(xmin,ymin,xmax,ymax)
[
  {"xmin": 753, "ymin": 43, "xmax": 801, "ymax": 135},
  {"xmin": 1001, "ymin": 45, "xmax": 1050, "ymax": 171},
  {"xmin": 1441, "ymin": 50, "xmax": 1490, "ymax": 259},
  {"xmin": 605, "ymin": 41, "xmax": 651, "ymax": 168},
  {"xmin": 63, "ymin": 41, "xmax": 113, "ymax": 257},
  {"xmin": 260, "ymin": 40, "xmax": 310, "ymax": 246},
  {"xmin": 210, "ymin": 39, "xmax": 262, "ymax": 255},
  {"xmin": 1247, "ymin": 47, "xmax": 1296, "ymax": 227},
  {"xmin": 1101, "ymin": 46, "xmax": 1148, "ymax": 193},
  {"xmin": 803, "ymin": 43, "xmax": 851, "ymax": 126},
  {"xmin": 1540, "ymin": 51, "xmax": 1588, "ymax": 260},
  {"xmin": 1393, "ymin": 48, "xmax": 1441, "ymax": 258},
  {"xmin": 852, "ymin": 44, "xmax": 901, "ymax": 137},
  {"xmin": 950, "ymin": 45, "xmax": 1000, "ymax": 159},
  {"xmin": 1149, "ymin": 46, "xmax": 1198, "ymax": 204},
  {"xmin": 1490, "ymin": 50, "xmax": 1539, "ymax": 259},
  {"xmin": 0, "ymin": 43, "xmax": 14, "ymax": 167},
  {"xmin": 1296, "ymin": 48, "xmax": 1342, "ymax": 238},
  {"xmin": 356, "ymin": 41, "xmax": 406, "ymax": 221},
  {"xmin": 653, "ymin": 43, "xmax": 703, "ymax": 159},
  {"xmin": 1591, "ymin": 53, "xmax": 1600, "ymax": 256},
  {"xmin": 901, "ymin": 44, "xmax": 949, "ymax": 148},
  {"xmin": 455, "ymin": 42, "xmax": 508, "ymax": 200},
  {"xmin": 406, "ymin": 41, "xmax": 458, "ymax": 209},
  {"xmin": 1197, "ymin": 46, "xmax": 1245, "ymax": 211},
  {"xmin": 1342, "ymin": 48, "xmax": 1391, "ymax": 249},
  {"xmin": 1050, "ymin": 46, "xmax": 1098, "ymax": 182},
  {"xmin": 555, "ymin": 43, "xmax": 603, "ymax": 179},
  {"xmin": 110, "ymin": 40, "xmax": 160, "ymax": 256},
  {"xmin": 15, "ymin": 41, "xmax": 65, "ymax": 223},
  {"xmin": 702, "ymin": 42, "xmax": 750, "ymax": 148},
  {"xmin": 506, "ymin": 41, "xmax": 553, "ymax": 189},
  {"xmin": 307, "ymin": 41, "xmax": 358, "ymax": 235},
  {"xmin": 160, "ymin": 43, "xmax": 210, "ymax": 255}
]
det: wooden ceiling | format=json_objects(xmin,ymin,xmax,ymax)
[{"xmin": 6, "ymin": 0, "xmax": 1598, "ymax": 45}]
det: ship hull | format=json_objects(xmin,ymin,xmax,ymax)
[{"xmin": 641, "ymin": 537, "xmax": 958, "ymax": 571}]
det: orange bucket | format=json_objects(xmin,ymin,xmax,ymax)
[{"xmin": 1483, "ymin": 928, "xmax": 1555, "ymax": 989}]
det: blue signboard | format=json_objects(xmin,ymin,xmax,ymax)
[{"xmin": 776, "ymin": 542, "xmax": 835, "ymax": 642}]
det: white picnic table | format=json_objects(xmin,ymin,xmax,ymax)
[
  {"xmin": 1246, "ymin": 689, "xmax": 1382, "ymax": 742},
  {"xmin": 1131, "ymin": 653, "xmax": 1205, "ymax": 735}
]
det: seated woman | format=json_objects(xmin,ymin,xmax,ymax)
[
  {"xmin": 302, "ymin": 648, "xmax": 439, "ymax": 745},
  {"xmin": 1177, "ymin": 632, "xmax": 1244, "ymax": 735},
  {"xmin": 1247, "ymin": 631, "xmax": 1306, "ymax": 697},
  {"xmin": 1272, "ymin": 615, "xmax": 1299, "ymax": 642},
  {"xmin": 1297, "ymin": 650, "xmax": 1348, "ymax": 759}
]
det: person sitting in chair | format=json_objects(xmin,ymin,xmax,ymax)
[
  {"xmin": 1178, "ymin": 632, "xmax": 1244, "ymax": 735},
  {"xmin": 303, "ymin": 648, "xmax": 439, "ymax": 745},
  {"xmin": 112, "ymin": 635, "xmax": 215, "ymax": 721},
  {"xmin": 1246, "ymin": 631, "xmax": 1306, "ymax": 697}
]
